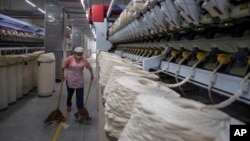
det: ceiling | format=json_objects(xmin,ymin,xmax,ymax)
[
  {"xmin": 59, "ymin": 0, "xmax": 130, "ymax": 38},
  {"xmin": 0, "ymin": 0, "xmax": 131, "ymax": 38}
]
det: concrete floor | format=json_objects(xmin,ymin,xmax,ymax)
[{"xmin": 0, "ymin": 54, "xmax": 99, "ymax": 141}]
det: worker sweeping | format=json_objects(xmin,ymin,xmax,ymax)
[{"xmin": 61, "ymin": 46, "xmax": 94, "ymax": 120}]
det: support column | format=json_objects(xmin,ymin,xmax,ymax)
[
  {"xmin": 93, "ymin": 18, "xmax": 112, "ymax": 51},
  {"xmin": 45, "ymin": 0, "xmax": 67, "ymax": 81},
  {"xmin": 82, "ymin": 34, "xmax": 88, "ymax": 56},
  {"xmin": 72, "ymin": 24, "xmax": 82, "ymax": 49}
]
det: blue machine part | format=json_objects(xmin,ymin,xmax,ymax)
[{"xmin": 0, "ymin": 14, "xmax": 44, "ymax": 35}]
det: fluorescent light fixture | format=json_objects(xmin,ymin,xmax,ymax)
[
  {"xmin": 25, "ymin": 0, "xmax": 36, "ymax": 7},
  {"xmin": 81, "ymin": 0, "xmax": 86, "ymax": 10},
  {"xmin": 38, "ymin": 8, "xmax": 45, "ymax": 14},
  {"xmin": 86, "ymin": 13, "xmax": 88, "ymax": 19}
]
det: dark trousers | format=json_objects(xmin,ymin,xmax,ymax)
[{"xmin": 66, "ymin": 81, "xmax": 84, "ymax": 110}]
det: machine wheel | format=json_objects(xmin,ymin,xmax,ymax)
[{"xmin": 231, "ymin": 26, "xmax": 245, "ymax": 38}]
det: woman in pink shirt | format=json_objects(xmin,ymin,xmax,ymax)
[{"xmin": 61, "ymin": 47, "xmax": 94, "ymax": 114}]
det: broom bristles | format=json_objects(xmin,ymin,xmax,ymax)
[
  {"xmin": 74, "ymin": 107, "xmax": 91, "ymax": 120},
  {"xmin": 44, "ymin": 108, "xmax": 65, "ymax": 124},
  {"xmin": 44, "ymin": 80, "xmax": 65, "ymax": 124}
]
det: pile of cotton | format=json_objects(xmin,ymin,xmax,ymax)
[
  {"xmin": 97, "ymin": 51, "xmax": 141, "ymax": 92},
  {"xmin": 103, "ymin": 65, "xmax": 159, "ymax": 101},
  {"xmin": 104, "ymin": 76, "xmax": 180, "ymax": 138},
  {"xmin": 119, "ymin": 94, "xmax": 230, "ymax": 141}
]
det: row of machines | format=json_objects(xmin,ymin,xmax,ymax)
[
  {"xmin": 108, "ymin": 0, "xmax": 250, "ymax": 43},
  {"xmin": 0, "ymin": 28, "xmax": 44, "ymax": 44},
  {"xmin": 117, "ymin": 44, "xmax": 249, "ymax": 78},
  {"xmin": 115, "ymin": 43, "xmax": 250, "ymax": 107}
]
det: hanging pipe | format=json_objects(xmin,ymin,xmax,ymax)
[
  {"xmin": 160, "ymin": 53, "xmax": 206, "ymax": 88},
  {"xmin": 207, "ymin": 54, "xmax": 231, "ymax": 104},
  {"xmin": 132, "ymin": 49, "xmax": 149, "ymax": 65},
  {"xmin": 203, "ymin": 69, "xmax": 250, "ymax": 109},
  {"xmin": 131, "ymin": 49, "xmax": 139, "ymax": 60},
  {"xmin": 133, "ymin": 48, "xmax": 141, "ymax": 60},
  {"xmin": 149, "ymin": 50, "xmax": 178, "ymax": 74},
  {"xmin": 175, "ymin": 51, "xmax": 191, "ymax": 97},
  {"xmin": 128, "ymin": 49, "xmax": 134, "ymax": 60}
]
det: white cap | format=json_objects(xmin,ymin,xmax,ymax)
[{"xmin": 74, "ymin": 47, "xmax": 84, "ymax": 53}]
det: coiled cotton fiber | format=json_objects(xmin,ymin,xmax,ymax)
[
  {"xmin": 119, "ymin": 94, "xmax": 230, "ymax": 141},
  {"xmin": 104, "ymin": 76, "xmax": 180, "ymax": 138}
]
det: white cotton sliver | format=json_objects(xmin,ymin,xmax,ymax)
[
  {"xmin": 98, "ymin": 52, "xmax": 142, "ymax": 92},
  {"xmin": 119, "ymin": 95, "xmax": 230, "ymax": 141},
  {"xmin": 99, "ymin": 60, "xmax": 134, "ymax": 91},
  {"xmin": 104, "ymin": 76, "xmax": 180, "ymax": 139},
  {"xmin": 155, "ymin": 98, "xmax": 228, "ymax": 135},
  {"xmin": 106, "ymin": 112, "xmax": 128, "ymax": 125},
  {"xmin": 103, "ymin": 65, "xmax": 159, "ymax": 101}
]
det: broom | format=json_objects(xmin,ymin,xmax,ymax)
[
  {"xmin": 44, "ymin": 80, "xmax": 65, "ymax": 124},
  {"xmin": 74, "ymin": 79, "xmax": 93, "ymax": 121}
]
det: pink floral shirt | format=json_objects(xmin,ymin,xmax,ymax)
[{"xmin": 62, "ymin": 55, "xmax": 91, "ymax": 88}]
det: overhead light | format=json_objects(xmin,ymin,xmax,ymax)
[
  {"xmin": 86, "ymin": 13, "xmax": 88, "ymax": 19},
  {"xmin": 38, "ymin": 8, "xmax": 45, "ymax": 14},
  {"xmin": 81, "ymin": 0, "xmax": 86, "ymax": 10},
  {"xmin": 25, "ymin": 0, "xmax": 36, "ymax": 7}
]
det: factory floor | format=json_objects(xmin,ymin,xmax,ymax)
[{"xmin": 0, "ymin": 54, "xmax": 99, "ymax": 141}]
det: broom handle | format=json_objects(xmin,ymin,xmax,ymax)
[
  {"xmin": 84, "ymin": 79, "xmax": 93, "ymax": 107},
  {"xmin": 57, "ymin": 80, "xmax": 65, "ymax": 108}
]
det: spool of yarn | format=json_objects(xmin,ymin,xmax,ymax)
[
  {"xmin": 104, "ymin": 76, "xmax": 180, "ymax": 138},
  {"xmin": 119, "ymin": 94, "xmax": 230, "ymax": 141},
  {"xmin": 103, "ymin": 66, "xmax": 159, "ymax": 101}
]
